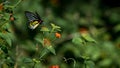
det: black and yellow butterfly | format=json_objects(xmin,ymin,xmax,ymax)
[{"xmin": 25, "ymin": 11, "xmax": 43, "ymax": 29}]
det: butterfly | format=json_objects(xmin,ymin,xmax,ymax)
[{"xmin": 25, "ymin": 11, "xmax": 43, "ymax": 29}]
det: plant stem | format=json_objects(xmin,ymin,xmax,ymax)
[{"xmin": 14, "ymin": 0, "xmax": 22, "ymax": 8}]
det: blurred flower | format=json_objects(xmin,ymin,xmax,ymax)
[
  {"xmin": 0, "ymin": 3, "xmax": 3, "ymax": 11},
  {"xmin": 9, "ymin": 13, "xmax": 15, "ymax": 21},
  {"xmin": 79, "ymin": 28, "xmax": 89, "ymax": 39},
  {"xmin": 49, "ymin": 65, "xmax": 59, "ymax": 68},
  {"xmin": 79, "ymin": 28, "xmax": 96, "ymax": 43},
  {"xmin": 79, "ymin": 28, "xmax": 88, "ymax": 34},
  {"xmin": 50, "ymin": 0, "xmax": 59, "ymax": 7},
  {"xmin": 43, "ymin": 38, "xmax": 56, "ymax": 55},
  {"xmin": 43, "ymin": 38, "xmax": 51, "ymax": 47},
  {"xmin": 10, "ymin": 16, "xmax": 14, "ymax": 21},
  {"xmin": 55, "ymin": 32, "xmax": 61, "ymax": 38}
]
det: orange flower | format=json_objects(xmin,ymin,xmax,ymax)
[
  {"xmin": 43, "ymin": 38, "xmax": 51, "ymax": 47},
  {"xmin": 79, "ymin": 28, "xmax": 88, "ymax": 34},
  {"xmin": 10, "ymin": 17, "xmax": 14, "ymax": 21},
  {"xmin": 0, "ymin": 3, "xmax": 3, "ymax": 11},
  {"xmin": 50, "ymin": 0, "xmax": 59, "ymax": 7},
  {"xmin": 9, "ymin": 13, "xmax": 15, "ymax": 21},
  {"xmin": 55, "ymin": 32, "xmax": 61, "ymax": 38},
  {"xmin": 49, "ymin": 65, "xmax": 59, "ymax": 68}
]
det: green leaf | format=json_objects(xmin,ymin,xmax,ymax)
[
  {"xmin": 2, "ymin": 63, "xmax": 9, "ymax": 68},
  {"xmin": 51, "ymin": 23, "xmax": 61, "ymax": 29},
  {"xmin": 99, "ymin": 59, "xmax": 112, "ymax": 66},
  {"xmin": 40, "ymin": 26, "xmax": 50, "ymax": 32},
  {"xmin": 114, "ymin": 24, "xmax": 120, "ymax": 32},
  {"xmin": 50, "ymin": 23, "xmax": 61, "ymax": 32},
  {"xmin": 84, "ymin": 60, "xmax": 95, "ymax": 68},
  {"xmin": 39, "ymin": 48, "xmax": 49, "ymax": 59},
  {"xmin": 23, "ymin": 58, "xmax": 33, "ymax": 63},
  {"xmin": 35, "ymin": 37, "xmax": 43, "ymax": 44},
  {"xmin": 82, "ymin": 56, "xmax": 90, "ymax": 60},
  {"xmin": 0, "ymin": 38, "xmax": 5, "ymax": 45},
  {"xmin": 110, "ymin": 12, "xmax": 120, "ymax": 23},
  {"xmin": 40, "ymin": 48, "xmax": 49, "ymax": 59},
  {"xmin": 34, "ymin": 62, "xmax": 41, "ymax": 68},
  {"xmin": 3, "ymin": 13, "xmax": 10, "ymax": 21},
  {"xmin": 81, "ymin": 34, "xmax": 96, "ymax": 43},
  {"xmin": 6, "ymin": 37, "xmax": 11, "ymax": 46},
  {"xmin": 0, "ymin": 45, "xmax": 8, "ymax": 54},
  {"xmin": 0, "ymin": 32, "xmax": 12, "ymax": 46},
  {"xmin": 46, "ymin": 45, "xmax": 56, "ymax": 55},
  {"xmin": 72, "ymin": 37, "xmax": 83, "ymax": 45}
]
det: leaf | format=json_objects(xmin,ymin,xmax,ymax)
[
  {"xmin": 46, "ymin": 45, "xmax": 56, "ymax": 55},
  {"xmin": 72, "ymin": 37, "xmax": 83, "ymax": 45},
  {"xmin": 0, "ymin": 45, "xmax": 8, "ymax": 54},
  {"xmin": 35, "ymin": 37, "xmax": 43, "ymax": 44},
  {"xmin": 40, "ymin": 26, "xmax": 50, "ymax": 32},
  {"xmin": 39, "ymin": 48, "xmax": 48, "ymax": 59},
  {"xmin": 114, "ymin": 24, "xmax": 120, "ymax": 32},
  {"xmin": 99, "ymin": 59, "xmax": 112, "ymax": 66},
  {"xmin": 2, "ymin": 63, "xmax": 9, "ymax": 68},
  {"xmin": 34, "ymin": 62, "xmax": 41, "ymax": 68},
  {"xmin": 23, "ymin": 57, "xmax": 33, "ymax": 63},
  {"xmin": 51, "ymin": 23, "xmax": 61, "ymax": 29},
  {"xmin": 81, "ymin": 33, "xmax": 96, "ymax": 43},
  {"xmin": 0, "ymin": 38, "xmax": 5, "ymax": 45},
  {"xmin": 0, "ymin": 3, "xmax": 3, "ymax": 11},
  {"xmin": 84, "ymin": 60, "xmax": 95, "ymax": 68},
  {"xmin": 0, "ymin": 32, "xmax": 12, "ymax": 46},
  {"xmin": 6, "ymin": 37, "xmax": 11, "ymax": 46}
]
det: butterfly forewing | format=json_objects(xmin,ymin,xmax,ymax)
[{"xmin": 25, "ymin": 11, "xmax": 39, "ymax": 22}]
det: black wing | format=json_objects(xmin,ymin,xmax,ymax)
[
  {"xmin": 25, "ymin": 11, "xmax": 39, "ymax": 22},
  {"xmin": 35, "ymin": 12, "xmax": 42, "ymax": 20}
]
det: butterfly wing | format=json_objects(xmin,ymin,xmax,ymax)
[
  {"xmin": 25, "ymin": 11, "xmax": 39, "ymax": 22},
  {"xmin": 25, "ymin": 11, "xmax": 43, "ymax": 29}
]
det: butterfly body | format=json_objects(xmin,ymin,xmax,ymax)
[{"xmin": 25, "ymin": 11, "xmax": 43, "ymax": 29}]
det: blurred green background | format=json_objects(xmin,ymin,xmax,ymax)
[{"xmin": 0, "ymin": 0, "xmax": 120, "ymax": 68}]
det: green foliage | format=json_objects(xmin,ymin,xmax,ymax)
[{"xmin": 0, "ymin": 0, "xmax": 120, "ymax": 68}]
